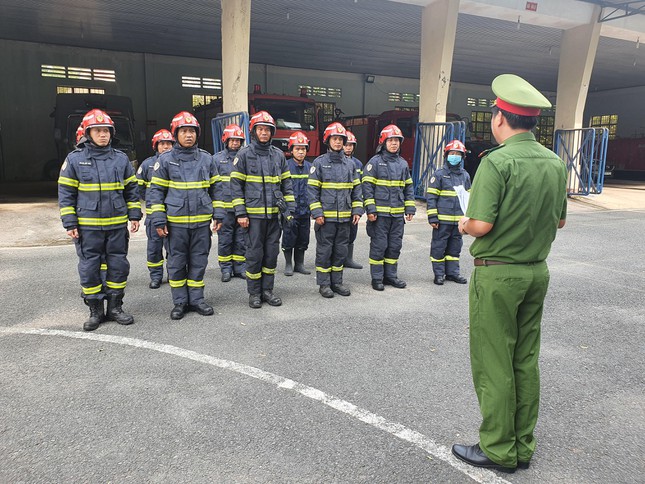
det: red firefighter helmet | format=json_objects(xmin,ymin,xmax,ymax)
[
  {"xmin": 170, "ymin": 111, "xmax": 200, "ymax": 137},
  {"xmin": 288, "ymin": 131, "xmax": 310, "ymax": 150},
  {"xmin": 323, "ymin": 122, "xmax": 347, "ymax": 144},
  {"xmin": 249, "ymin": 111, "xmax": 276, "ymax": 135},
  {"xmin": 345, "ymin": 130, "xmax": 357, "ymax": 145},
  {"xmin": 75, "ymin": 123, "xmax": 85, "ymax": 144},
  {"xmin": 221, "ymin": 124, "xmax": 245, "ymax": 144},
  {"xmin": 444, "ymin": 139, "xmax": 467, "ymax": 155},
  {"xmin": 151, "ymin": 129, "xmax": 175, "ymax": 151},
  {"xmin": 81, "ymin": 109, "xmax": 115, "ymax": 137},
  {"xmin": 378, "ymin": 124, "xmax": 404, "ymax": 145}
]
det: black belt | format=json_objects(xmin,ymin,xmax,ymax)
[
  {"xmin": 474, "ymin": 259, "xmax": 540, "ymax": 267},
  {"xmin": 474, "ymin": 259, "xmax": 508, "ymax": 266}
]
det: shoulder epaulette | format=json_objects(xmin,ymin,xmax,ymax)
[{"xmin": 479, "ymin": 143, "xmax": 504, "ymax": 158}]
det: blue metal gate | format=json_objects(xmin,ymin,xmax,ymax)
[
  {"xmin": 411, "ymin": 121, "xmax": 466, "ymax": 200},
  {"xmin": 211, "ymin": 111, "xmax": 250, "ymax": 154},
  {"xmin": 554, "ymin": 127, "xmax": 608, "ymax": 196}
]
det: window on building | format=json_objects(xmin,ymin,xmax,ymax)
[
  {"xmin": 470, "ymin": 111, "xmax": 493, "ymax": 141},
  {"xmin": 182, "ymin": 76, "xmax": 222, "ymax": 90},
  {"xmin": 590, "ymin": 114, "xmax": 618, "ymax": 140},
  {"xmin": 192, "ymin": 94, "xmax": 222, "ymax": 108},
  {"xmin": 389, "ymin": 92, "xmax": 419, "ymax": 103},
  {"xmin": 535, "ymin": 115, "xmax": 555, "ymax": 148},
  {"xmin": 56, "ymin": 86, "xmax": 106, "ymax": 95},
  {"xmin": 467, "ymin": 97, "xmax": 494, "ymax": 108},
  {"xmin": 395, "ymin": 106, "xmax": 417, "ymax": 112},
  {"xmin": 316, "ymin": 102, "xmax": 336, "ymax": 124},
  {"xmin": 41, "ymin": 65, "xmax": 116, "ymax": 82},
  {"xmin": 299, "ymin": 85, "xmax": 342, "ymax": 99}
]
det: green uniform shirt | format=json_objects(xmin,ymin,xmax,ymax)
[{"xmin": 466, "ymin": 131, "xmax": 567, "ymax": 263}]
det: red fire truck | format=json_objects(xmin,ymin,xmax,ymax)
[
  {"xmin": 606, "ymin": 137, "xmax": 645, "ymax": 177},
  {"xmin": 194, "ymin": 87, "xmax": 321, "ymax": 157}
]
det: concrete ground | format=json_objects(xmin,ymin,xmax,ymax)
[{"xmin": 0, "ymin": 182, "xmax": 644, "ymax": 483}]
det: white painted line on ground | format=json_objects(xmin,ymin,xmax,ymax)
[{"xmin": 0, "ymin": 327, "xmax": 512, "ymax": 484}]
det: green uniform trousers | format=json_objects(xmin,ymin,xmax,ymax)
[{"xmin": 469, "ymin": 261, "xmax": 550, "ymax": 467}]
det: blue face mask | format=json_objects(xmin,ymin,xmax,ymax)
[{"xmin": 447, "ymin": 154, "xmax": 462, "ymax": 166}]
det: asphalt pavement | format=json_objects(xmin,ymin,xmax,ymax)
[{"xmin": 0, "ymin": 188, "xmax": 644, "ymax": 483}]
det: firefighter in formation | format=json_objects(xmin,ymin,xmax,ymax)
[
  {"xmin": 427, "ymin": 139, "xmax": 471, "ymax": 285},
  {"xmin": 230, "ymin": 111, "xmax": 295, "ymax": 309},
  {"xmin": 58, "ymin": 109, "xmax": 141, "ymax": 331},
  {"xmin": 146, "ymin": 111, "xmax": 224, "ymax": 320},
  {"xmin": 213, "ymin": 124, "xmax": 247, "ymax": 282},
  {"xmin": 136, "ymin": 129, "xmax": 175, "ymax": 289},
  {"xmin": 308, "ymin": 122, "xmax": 363, "ymax": 298},
  {"xmin": 362, "ymin": 124, "xmax": 416, "ymax": 290}
]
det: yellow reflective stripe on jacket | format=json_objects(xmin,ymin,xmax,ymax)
[
  {"xmin": 308, "ymin": 179, "xmax": 322, "ymax": 187},
  {"xmin": 82, "ymin": 283, "xmax": 103, "ymax": 295},
  {"xmin": 362, "ymin": 176, "xmax": 405, "ymax": 187},
  {"xmin": 213, "ymin": 201, "xmax": 234, "ymax": 209},
  {"xmin": 187, "ymin": 279, "xmax": 205, "ymax": 288},
  {"xmin": 291, "ymin": 174, "xmax": 308, "ymax": 179},
  {"xmin": 166, "ymin": 180, "xmax": 211, "ymax": 189},
  {"xmin": 151, "ymin": 176, "xmax": 170, "ymax": 187},
  {"xmin": 280, "ymin": 171, "xmax": 291, "ymax": 180},
  {"xmin": 220, "ymin": 175, "xmax": 231, "ymax": 182},
  {"xmin": 427, "ymin": 208, "xmax": 438, "ymax": 215},
  {"xmin": 404, "ymin": 200, "xmax": 415, "ymax": 207},
  {"xmin": 230, "ymin": 172, "xmax": 246, "ymax": 181},
  {"xmin": 246, "ymin": 206, "xmax": 280, "ymax": 214},
  {"xmin": 363, "ymin": 198, "xmax": 375, "ymax": 206},
  {"xmin": 124, "ymin": 175, "xmax": 137, "ymax": 185},
  {"xmin": 375, "ymin": 206, "xmax": 405, "ymax": 214},
  {"xmin": 309, "ymin": 202, "xmax": 322, "ymax": 210},
  {"xmin": 58, "ymin": 176, "xmax": 79, "ymax": 188},
  {"xmin": 106, "ymin": 280, "xmax": 127, "ymax": 290},
  {"xmin": 351, "ymin": 201, "xmax": 362, "ymax": 208},
  {"xmin": 100, "ymin": 264, "xmax": 108, "ymax": 271},
  {"xmin": 437, "ymin": 214, "xmax": 461, "ymax": 222},
  {"xmin": 427, "ymin": 187, "xmax": 440, "ymax": 195},
  {"xmin": 78, "ymin": 182, "xmax": 125, "ymax": 191},
  {"xmin": 127, "ymin": 201, "xmax": 141, "ymax": 209},
  {"xmin": 321, "ymin": 182, "xmax": 354, "ymax": 190},
  {"xmin": 210, "ymin": 175, "xmax": 220, "ymax": 184},
  {"xmin": 169, "ymin": 279, "xmax": 187, "ymax": 288},
  {"xmin": 439, "ymin": 189, "xmax": 457, "ymax": 197},
  {"xmin": 232, "ymin": 198, "xmax": 245, "ymax": 207},
  {"xmin": 149, "ymin": 204, "xmax": 166, "ymax": 213},
  {"xmin": 60, "ymin": 207, "xmax": 76, "ymax": 216},
  {"xmin": 78, "ymin": 215, "xmax": 129, "ymax": 226},
  {"xmin": 246, "ymin": 175, "xmax": 280, "ymax": 183},
  {"xmin": 405, "ymin": 178, "xmax": 413, "ymax": 185},
  {"xmin": 323, "ymin": 210, "xmax": 351, "ymax": 218},
  {"xmin": 284, "ymin": 195, "xmax": 295, "ymax": 202},
  {"xmin": 167, "ymin": 214, "xmax": 213, "ymax": 223}
]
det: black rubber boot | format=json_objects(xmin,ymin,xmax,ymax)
[
  {"xmin": 83, "ymin": 299, "xmax": 103, "ymax": 331},
  {"xmin": 319, "ymin": 285, "xmax": 334, "ymax": 298},
  {"xmin": 293, "ymin": 249, "xmax": 311, "ymax": 275},
  {"xmin": 331, "ymin": 284, "xmax": 351, "ymax": 296},
  {"xmin": 106, "ymin": 294, "xmax": 134, "ymax": 325},
  {"xmin": 283, "ymin": 249, "xmax": 294, "ymax": 276},
  {"xmin": 262, "ymin": 290, "xmax": 282, "ymax": 306},
  {"xmin": 344, "ymin": 243, "xmax": 363, "ymax": 269}
]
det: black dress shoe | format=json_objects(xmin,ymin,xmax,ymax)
[
  {"xmin": 221, "ymin": 271, "xmax": 232, "ymax": 283},
  {"xmin": 319, "ymin": 285, "xmax": 334, "ymax": 298},
  {"xmin": 384, "ymin": 277, "xmax": 407, "ymax": 289},
  {"xmin": 249, "ymin": 294, "xmax": 262, "ymax": 309},
  {"xmin": 451, "ymin": 443, "xmax": 515, "ymax": 473},
  {"xmin": 434, "ymin": 275, "xmax": 445, "ymax": 285},
  {"xmin": 189, "ymin": 301, "xmax": 214, "ymax": 316},
  {"xmin": 331, "ymin": 284, "xmax": 351, "ymax": 296},
  {"xmin": 446, "ymin": 274, "xmax": 468, "ymax": 284},
  {"xmin": 261, "ymin": 290, "xmax": 282, "ymax": 306},
  {"xmin": 371, "ymin": 280, "xmax": 384, "ymax": 291},
  {"xmin": 517, "ymin": 461, "xmax": 530, "ymax": 469},
  {"xmin": 171, "ymin": 304, "xmax": 187, "ymax": 320},
  {"xmin": 149, "ymin": 279, "xmax": 162, "ymax": 289}
]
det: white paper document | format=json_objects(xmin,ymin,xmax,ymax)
[{"xmin": 454, "ymin": 185, "xmax": 470, "ymax": 214}]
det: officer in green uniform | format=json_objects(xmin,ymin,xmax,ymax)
[{"xmin": 452, "ymin": 74, "xmax": 568, "ymax": 473}]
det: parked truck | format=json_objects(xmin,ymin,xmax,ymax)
[
  {"xmin": 606, "ymin": 137, "xmax": 645, "ymax": 178},
  {"xmin": 193, "ymin": 86, "xmax": 321, "ymax": 157},
  {"xmin": 44, "ymin": 94, "xmax": 138, "ymax": 180}
]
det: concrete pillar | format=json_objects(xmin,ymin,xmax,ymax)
[
  {"xmin": 554, "ymin": 12, "xmax": 601, "ymax": 130},
  {"xmin": 418, "ymin": 0, "xmax": 460, "ymax": 123},
  {"xmin": 221, "ymin": 0, "xmax": 251, "ymax": 113}
]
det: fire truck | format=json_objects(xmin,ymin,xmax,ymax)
[
  {"xmin": 606, "ymin": 137, "xmax": 645, "ymax": 177},
  {"xmin": 44, "ymin": 94, "xmax": 137, "ymax": 180},
  {"xmin": 193, "ymin": 86, "xmax": 321, "ymax": 157}
]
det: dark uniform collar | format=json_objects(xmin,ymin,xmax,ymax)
[{"xmin": 328, "ymin": 150, "xmax": 343, "ymax": 163}]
